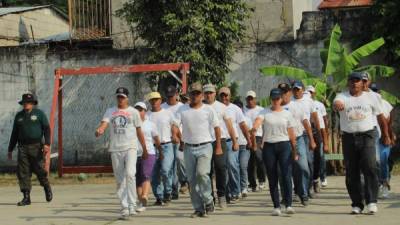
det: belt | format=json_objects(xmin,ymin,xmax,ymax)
[
  {"xmin": 185, "ymin": 142, "xmax": 210, "ymax": 147},
  {"xmin": 343, "ymin": 129, "xmax": 374, "ymax": 137},
  {"xmin": 161, "ymin": 141, "xmax": 172, "ymax": 145},
  {"xmin": 226, "ymin": 139, "xmax": 232, "ymax": 142}
]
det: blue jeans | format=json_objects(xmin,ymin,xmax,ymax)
[
  {"xmin": 172, "ymin": 143, "xmax": 187, "ymax": 194},
  {"xmin": 184, "ymin": 143, "xmax": 213, "ymax": 212},
  {"xmin": 239, "ymin": 145, "xmax": 250, "ymax": 192},
  {"xmin": 263, "ymin": 141, "xmax": 293, "ymax": 208},
  {"xmin": 304, "ymin": 135, "xmax": 314, "ymax": 195},
  {"xmin": 226, "ymin": 139, "xmax": 241, "ymax": 197},
  {"xmin": 151, "ymin": 143, "xmax": 174, "ymax": 200},
  {"xmin": 292, "ymin": 135, "xmax": 310, "ymax": 200},
  {"xmin": 379, "ymin": 142, "xmax": 391, "ymax": 183}
]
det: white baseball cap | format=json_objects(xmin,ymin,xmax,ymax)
[
  {"xmin": 134, "ymin": 102, "xmax": 147, "ymax": 111},
  {"xmin": 246, "ymin": 90, "xmax": 257, "ymax": 98},
  {"xmin": 305, "ymin": 85, "xmax": 315, "ymax": 93}
]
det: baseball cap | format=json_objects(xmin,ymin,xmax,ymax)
[
  {"xmin": 348, "ymin": 71, "xmax": 363, "ymax": 80},
  {"xmin": 292, "ymin": 81, "xmax": 304, "ymax": 89},
  {"xmin": 147, "ymin": 91, "xmax": 162, "ymax": 100},
  {"xmin": 166, "ymin": 85, "xmax": 177, "ymax": 97},
  {"xmin": 189, "ymin": 82, "xmax": 203, "ymax": 93},
  {"xmin": 134, "ymin": 101, "xmax": 147, "ymax": 111},
  {"xmin": 203, "ymin": 84, "xmax": 216, "ymax": 93},
  {"xmin": 361, "ymin": 72, "xmax": 370, "ymax": 81},
  {"xmin": 116, "ymin": 87, "xmax": 129, "ymax": 98},
  {"xmin": 270, "ymin": 88, "xmax": 282, "ymax": 99},
  {"xmin": 278, "ymin": 83, "xmax": 291, "ymax": 93},
  {"xmin": 218, "ymin": 87, "xmax": 231, "ymax": 96},
  {"xmin": 246, "ymin": 90, "xmax": 257, "ymax": 98},
  {"xmin": 19, "ymin": 93, "xmax": 38, "ymax": 105},
  {"xmin": 305, "ymin": 85, "xmax": 315, "ymax": 93}
]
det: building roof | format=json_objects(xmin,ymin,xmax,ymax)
[
  {"xmin": 0, "ymin": 5, "xmax": 68, "ymax": 20},
  {"xmin": 319, "ymin": 0, "xmax": 373, "ymax": 9}
]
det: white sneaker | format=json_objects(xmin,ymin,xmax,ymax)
[
  {"xmin": 128, "ymin": 206, "xmax": 137, "ymax": 216},
  {"xmin": 259, "ymin": 182, "xmax": 266, "ymax": 190},
  {"xmin": 367, "ymin": 203, "xmax": 378, "ymax": 214},
  {"xmin": 321, "ymin": 179, "xmax": 328, "ymax": 187},
  {"xmin": 286, "ymin": 206, "xmax": 296, "ymax": 214},
  {"xmin": 120, "ymin": 208, "xmax": 130, "ymax": 220},
  {"xmin": 271, "ymin": 208, "xmax": 281, "ymax": 216},
  {"xmin": 382, "ymin": 185, "xmax": 390, "ymax": 199},
  {"xmin": 136, "ymin": 203, "xmax": 146, "ymax": 213},
  {"xmin": 351, "ymin": 207, "xmax": 362, "ymax": 214}
]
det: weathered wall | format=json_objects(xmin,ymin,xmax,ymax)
[
  {"xmin": 0, "ymin": 8, "xmax": 69, "ymax": 46},
  {"xmin": 0, "ymin": 45, "xmax": 151, "ymax": 170}
]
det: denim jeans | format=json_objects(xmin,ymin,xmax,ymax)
[
  {"xmin": 211, "ymin": 139, "xmax": 228, "ymax": 198},
  {"xmin": 303, "ymin": 135, "xmax": 314, "ymax": 195},
  {"xmin": 263, "ymin": 141, "xmax": 293, "ymax": 208},
  {"xmin": 239, "ymin": 145, "xmax": 251, "ymax": 192},
  {"xmin": 151, "ymin": 143, "xmax": 174, "ymax": 200},
  {"xmin": 226, "ymin": 139, "xmax": 241, "ymax": 197},
  {"xmin": 172, "ymin": 143, "xmax": 187, "ymax": 194},
  {"xmin": 379, "ymin": 142, "xmax": 391, "ymax": 183},
  {"xmin": 184, "ymin": 143, "xmax": 213, "ymax": 212},
  {"xmin": 292, "ymin": 135, "xmax": 310, "ymax": 200},
  {"xmin": 248, "ymin": 136, "xmax": 266, "ymax": 188},
  {"xmin": 342, "ymin": 130, "xmax": 379, "ymax": 209}
]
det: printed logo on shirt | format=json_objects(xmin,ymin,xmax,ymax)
[
  {"xmin": 17, "ymin": 117, "xmax": 23, "ymax": 122},
  {"xmin": 31, "ymin": 115, "xmax": 38, "ymax": 121},
  {"xmin": 346, "ymin": 105, "xmax": 368, "ymax": 121},
  {"xmin": 111, "ymin": 111, "xmax": 131, "ymax": 134}
]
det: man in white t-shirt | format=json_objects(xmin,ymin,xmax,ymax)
[
  {"xmin": 306, "ymin": 85, "xmax": 330, "ymax": 191},
  {"xmin": 244, "ymin": 90, "xmax": 267, "ymax": 192},
  {"xmin": 147, "ymin": 91, "xmax": 178, "ymax": 206},
  {"xmin": 334, "ymin": 72, "xmax": 390, "ymax": 215},
  {"xmin": 172, "ymin": 82, "xmax": 222, "ymax": 218},
  {"xmin": 95, "ymin": 87, "xmax": 147, "ymax": 220},
  {"xmin": 161, "ymin": 86, "xmax": 188, "ymax": 198},
  {"xmin": 219, "ymin": 87, "xmax": 252, "ymax": 203},
  {"xmin": 203, "ymin": 84, "xmax": 238, "ymax": 209}
]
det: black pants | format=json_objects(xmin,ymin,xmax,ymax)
[
  {"xmin": 248, "ymin": 137, "xmax": 266, "ymax": 188},
  {"xmin": 342, "ymin": 130, "xmax": 379, "ymax": 209},
  {"xmin": 313, "ymin": 130, "xmax": 322, "ymax": 181},
  {"xmin": 17, "ymin": 143, "xmax": 49, "ymax": 192},
  {"xmin": 210, "ymin": 139, "xmax": 228, "ymax": 198}
]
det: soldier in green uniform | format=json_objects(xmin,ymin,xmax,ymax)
[{"xmin": 7, "ymin": 93, "xmax": 53, "ymax": 206}]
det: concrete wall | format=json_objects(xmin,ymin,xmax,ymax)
[
  {"xmin": 0, "ymin": 45, "xmax": 151, "ymax": 170},
  {"xmin": 0, "ymin": 8, "xmax": 69, "ymax": 46}
]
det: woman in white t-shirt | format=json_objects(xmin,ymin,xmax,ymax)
[
  {"xmin": 251, "ymin": 88, "xmax": 298, "ymax": 216},
  {"xmin": 134, "ymin": 102, "xmax": 162, "ymax": 212}
]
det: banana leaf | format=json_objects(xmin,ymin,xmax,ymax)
[
  {"xmin": 347, "ymin": 38, "xmax": 385, "ymax": 68},
  {"xmin": 354, "ymin": 65, "xmax": 396, "ymax": 81},
  {"xmin": 259, "ymin": 66, "xmax": 314, "ymax": 80},
  {"xmin": 380, "ymin": 90, "xmax": 400, "ymax": 105}
]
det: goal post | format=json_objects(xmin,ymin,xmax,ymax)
[{"xmin": 47, "ymin": 63, "xmax": 190, "ymax": 177}]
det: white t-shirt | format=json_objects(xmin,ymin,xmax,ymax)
[
  {"xmin": 147, "ymin": 109, "xmax": 174, "ymax": 143},
  {"xmin": 313, "ymin": 100, "xmax": 327, "ymax": 129},
  {"xmin": 102, "ymin": 106, "xmax": 142, "ymax": 152},
  {"xmin": 282, "ymin": 101, "xmax": 307, "ymax": 137},
  {"xmin": 244, "ymin": 105, "xmax": 264, "ymax": 137},
  {"xmin": 209, "ymin": 101, "xmax": 231, "ymax": 139},
  {"xmin": 238, "ymin": 116, "xmax": 252, "ymax": 145},
  {"xmin": 226, "ymin": 103, "xmax": 246, "ymax": 139},
  {"xmin": 138, "ymin": 119, "xmax": 158, "ymax": 156},
  {"xmin": 381, "ymin": 99, "xmax": 393, "ymax": 119},
  {"xmin": 257, "ymin": 108, "xmax": 295, "ymax": 143},
  {"xmin": 174, "ymin": 104, "xmax": 219, "ymax": 144},
  {"xmin": 161, "ymin": 102, "xmax": 184, "ymax": 115},
  {"xmin": 293, "ymin": 96, "xmax": 317, "ymax": 122},
  {"xmin": 334, "ymin": 91, "xmax": 383, "ymax": 133}
]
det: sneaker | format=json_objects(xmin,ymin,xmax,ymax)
[
  {"xmin": 321, "ymin": 179, "xmax": 328, "ymax": 188},
  {"xmin": 172, "ymin": 193, "xmax": 179, "ymax": 200},
  {"xmin": 163, "ymin": 194, "xmax": 172, "ymax": 204},
  {"xmin": 154, "ymin": 199, "xmax": 165, "ymax": 206},
  {"xmin": 242, "ymin": 189, "xmax": 248, "ymax": 198},
  {"xmin": 128, "ymin": 205, "xmax": 137, "ymax": 216},
  {"xmin": 191, "ymin": 211, "xmax": 207, "ymax": 218},
  {"xmin": 179, "ymin": 184, "xmax": 189, "ymax": 194},
  {"xmin": 367, "ymin": 203, "xmax": 378, "ymax": 214},
  {"xmin": 251, "ymin": 187, "xmax": 258, "ymax": 192},
  {"xmin": 217, "ymin": 197, "xmax": 227, "ymax": 209},
  {"xmin": 271, "ymin": 208, "xmax": 281, "ymax": 216},
  {"xmin": 301, "ymin": 198, "xmax": 309, "ymax": 207},
  {"xmin": 206, "ymin": 202, "xmax": 215, "ymax": 214},
  {"xmin": 135, "ymin": 203, "xmax": 146, "ymax": 213},
  {"xmin": 141, "ymin": 197, "xmax": 148, "ymax": 207},
  {"xmin": 259, "ymin": 182, "xmax": 266, "ymax": 190},
  {"xmin": 382, "ymin": 185, "xmax": 390, "ymax": 199},
  {"xmin": 286, "ymin": 206, "xmax": 296, "ymax": 214},
  {"xmin": 120, "ymin": 209, "xmax": 130, "ymax": 220},
  {"xmin": 313, "ymin": 180, "xmax": 321, "ymax": 193},
  {"xmin": 351, "ymin": 207, "xmax": 362, "ymax": 214}
]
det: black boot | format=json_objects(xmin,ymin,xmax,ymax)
[
  {"xmin": 17, "ymin": 191, "xmax": 31, "ymax": 206},
  {"xmin": 44, "ymin": 185, "xmax": 53, "ymax": 202}
]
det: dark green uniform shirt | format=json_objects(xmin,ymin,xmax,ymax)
[{"xmin": 8, "ymin": 108, "xmax": 51, "ymax": 152}]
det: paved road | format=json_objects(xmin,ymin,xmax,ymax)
[{"xmin": 0, "ymin": 176, "xmax": 399, "ymax": 225}]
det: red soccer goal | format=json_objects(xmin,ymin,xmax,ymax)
[{"xmin": 47, "ymin": 63, "xmax": 190, "ymax": 177}]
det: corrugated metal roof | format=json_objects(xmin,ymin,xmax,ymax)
[
  {"xmin": 319, "ymin": 0, "xmax": 373, "ymax": 9},
  {"xmin": 0, "ymin": 5, "xmax": 51, "ymax": 17}
]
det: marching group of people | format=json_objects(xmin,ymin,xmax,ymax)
[{"xmin": 6, "ymin": 71, "xmax": 396, "ymax": 220}]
